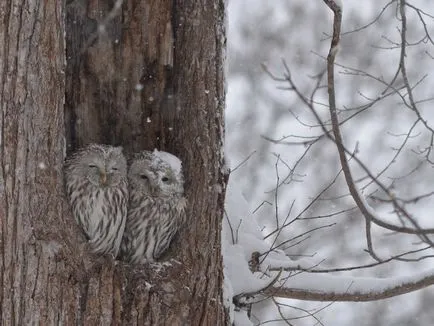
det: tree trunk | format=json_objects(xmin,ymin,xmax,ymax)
[{"xmin": 1, "ymin": 0, "xmax": 228, "ymax": 324}]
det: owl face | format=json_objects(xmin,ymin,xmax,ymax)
[
  {"xmin": 72, "ymin": 145, "xmax": 127, "ymax": 187},
  {"xmin": 128, "ymin": 151, "xmax": 184, "ymax": 197}
]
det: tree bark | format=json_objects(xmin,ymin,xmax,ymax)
[{"xmin": 1, "ymin": 0, "xmax": 227, "ymax": 325}]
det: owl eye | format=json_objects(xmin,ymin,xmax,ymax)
[
  {"xmin": 111, "ymin": 167, "xmax": 119, "ymax": 171},
  {"xmin": 88, "ymin": 164, "xmax": 98, "ymax": 168},
  {"xmin": 161, "ymin": 177, "xmax": 169, "ymax": 182},
  {"xmin": 140, "ymin": 174, "xmax": 148, "ymax": 180}
]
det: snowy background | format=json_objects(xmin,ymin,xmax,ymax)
[{"xmin": 224, "ymin": 1, "xmax": 434, "ymax": 325}]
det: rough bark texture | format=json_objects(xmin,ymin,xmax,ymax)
[
  {"xmin": 1, "ymin": 0, "xmax": 227, "ymax": 325},
  {"xmin": 0, "ymin": 1, "xmax": 70, "ymax": 324}
]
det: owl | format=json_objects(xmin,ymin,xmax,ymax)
[
  {"xmin": 120, "ymin": 150, "xmax": 187, "ymax": 264},
  {"xmin": 64, "ymin": 144, "xmax": 128, "ymax": 257}
]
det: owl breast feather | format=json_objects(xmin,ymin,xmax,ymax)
[{"xmin": 73, "ymin": 183, "xmax": 127, "ymax": 256}]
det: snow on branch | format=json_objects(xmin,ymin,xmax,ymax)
[
  {"xmin": 224, "ymin": 1, "xmax": 434, "ymax": 323},
  {"xmin": 260, "ymin": 268, "xmax": 434, "ymax": 302}
]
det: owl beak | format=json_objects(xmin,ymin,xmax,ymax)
[
  {"xmin": 149, "ymin": 184, "xmax": 158, "ymax": 196},
  {"xmin": 99, "ymin": 170, "xmax": 107, "ymax": 185}
]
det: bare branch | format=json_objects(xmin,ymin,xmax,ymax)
[
  {"xmin": 269, "ymin": 246, "xmax": 432, "ymax": 273},
  {"xmin": 321, "ymin": 0, "xmax": 434, "ymax": 243}
]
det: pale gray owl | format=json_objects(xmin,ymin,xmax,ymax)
[
  {"xmin": 64, "ymin": 144, "xmax": 128, "ymax": 257},
  {"xmin": 120, "ymin": 150, "xmax": 187, "ymax": 264}
]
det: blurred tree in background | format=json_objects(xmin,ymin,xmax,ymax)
[{"xmin": 227, "ymin": 1, "xmax": 434, "ymax": 324}]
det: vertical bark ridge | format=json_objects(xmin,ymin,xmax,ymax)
[{"xmin": 0, "ymin": 1, "xmax": 66, "ymax": 324}]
